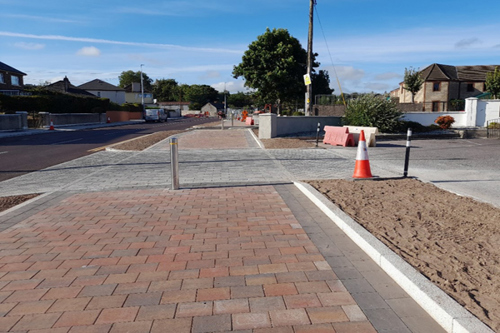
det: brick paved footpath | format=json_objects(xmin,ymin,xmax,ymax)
[{"xmin": 0, "ymin": 129, "xmax": 445, "ymax": 332}]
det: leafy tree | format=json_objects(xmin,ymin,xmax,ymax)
[
  {"xmin": 118, "ymin": 70, "xmax": 153, "ymax": 91},
  {"xmin": 233, "ymin": 28, "xmax": 317, "ymax": 114},
  {"xmin": 228, "ymin": 92, "xmax": 254, "ymax": 108},
  {"xmin": 343, "ymin": 94, "xmax": 402, "ymax": 133},
  {"xmin": 153, "ymin": 79, "xmax": 179, "ymax": 102},
  {"xmin": 486, "ymin": 66, "xmax": 500, "ymax": 99},
  {"xmin": 311, "ymin": 70, "xmax": 334, "ymax": 102},
  {"xmin": 403, "ymin": 67, "xmax": 423, "ymax": 103},
  {"xmin": 184, "ymin": 84, "xmax": 219, "ymax": 109}
]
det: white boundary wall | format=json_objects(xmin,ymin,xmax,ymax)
[{"xmin": 403, "ymin": 98, "xmax": 500, "ymax": 127}]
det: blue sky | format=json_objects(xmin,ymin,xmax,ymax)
[{"xmin": 1, "ymin": 0, "xmax": 500, "ymax": 95}]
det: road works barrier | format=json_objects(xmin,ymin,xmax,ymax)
[
  {"xmin": 323, "ymin": 126, "xmax": 355, "ymax": 147},
  {"xmin": 344, "ymin": 126, "xmax": 378, "ymax": 147},
  {"xmin": 245, "ymin": 117, "xmax": 254, "ymax": 125}
]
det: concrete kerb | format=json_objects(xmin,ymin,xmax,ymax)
[{"xmin": 293, "ymin": 181, "xmax": 494, "ymax": 333}]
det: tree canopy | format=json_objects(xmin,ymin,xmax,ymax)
[
  {"xmin": 403, "ymin": 67, "xmax": 423, "ymax": 103},
  {"xmin": 233, "ymin": 28, "xmax": 318, "ymax": 113},
  {"xmin": 486, "ymin": 66, "xmax": 500, "ymax": 99},
  {"xmin": 118, "ymin": 70, "xmax": 153, "ymax": 91},
  {"xmin": 153, "ymin": 79, "xmax": 180, "ymax": 102},
  {"xmin": 227, "ymin": 92, "xmax": 254, "ymax": 108}
]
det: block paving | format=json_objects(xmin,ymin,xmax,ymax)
[{"xmin": 0, "ymin": 185, "xmax": 376, "ymax": 332}]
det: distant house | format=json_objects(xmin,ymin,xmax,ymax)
[
  {"xmin": 46, "ymin": 77, "xmax": 96, "ymax": 97},
  {"xmin": 124, "ymin": 82, "xmax": 154, "ymax": 104},
  {"xmin": 391, "ymin": 63, "xmax": 499, "ymax": 111},
  {"xmin": 78, "ymin": 79, "xmax": 125, "ymax": 104},
  {"xmin": 158, "ymin": 101, "xmax": 190, "ymax": 111},
  {"xmin": 201, "ymin": 102, "xmax": 225, "ymax": 116},
  {"xmin": 0, "ymin": 61, "xmax": 27, "ymax": 96}
]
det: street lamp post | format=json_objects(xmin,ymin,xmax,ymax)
[{"xmin": 140, "ymin": 64, "xmax": 145, "ymax": 109}]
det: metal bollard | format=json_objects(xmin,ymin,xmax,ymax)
[
  {"xmin": 170, "ymin": 138, "xmax": 179, "ymax": 190},
  {"xmin": 221, "ymin": 117, "xmax": 225, "ymax": 130},
  {"xmin": 315, "ymin": 122, "xmax": 321, "ymax": 147},
  {"xmin": 403, "ymin": 128, "xmax": 412, "ymax": 177}
]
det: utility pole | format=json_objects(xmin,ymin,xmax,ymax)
[{"xmin": 305, "ymin": 0, "xmax": 315, "ymax": 116}]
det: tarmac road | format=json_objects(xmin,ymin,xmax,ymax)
[{"xmin": 0, "ymin": 118, "xmax": 214, "ymax": 182}]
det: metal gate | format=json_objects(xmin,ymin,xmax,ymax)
[{"xmin": 487, "ymin": 118, "xmax": 500, "ymax": 138}]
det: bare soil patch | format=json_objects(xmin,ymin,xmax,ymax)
[
  {"xmin": 251, "ymin": 129, "xmax": 316, "ymax": 149},
  {"xmin": 307, "ymin": 178, "xmax": 499, "ymax": 331},
  {"xmin": 0, "ymin": 194, "xmax": 39, "ymax": 213}
]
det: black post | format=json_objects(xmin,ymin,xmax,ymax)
[
  {"xmin": 316, "ymin": 122, "xmax": 321, "ymax": 147},
  {"xmin": 403, "ymin": 128, "xmax": 412, "ymax": 177}
]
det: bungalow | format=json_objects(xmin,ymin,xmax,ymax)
[
  {"xmin": 124, "ymin": 82, "xmax": 154, "ymax": 104},
  {"xmin": 46, "ymin": 77, "xmax": 96, "ymax": 97},
  {"xmin": 0, "ymin": 61, "xmax": 26, "ymax": 96},
  {"xmin": 391, "ymin": 63, "xmax": 499, "ymax": 111},
  {"xmin": 78, "ymin": 79, "xmax": 125, "ymax": 104},
  {"xmin": 201, "ymin": 102, "xmax": 225, "ymax": 117}
]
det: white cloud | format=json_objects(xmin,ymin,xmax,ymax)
[
  {"xmin": 0, "ymin": 31, "xmax": 243, "ymax": 54},
  {"xmin": 199, "ymin": 71, "xmax": 221, "ymax": 80},
  {"xmin": 2, "ymin": 14, "xmax": 80, "ymax": 24},
  {"xmin": 364, "ymin": 82, "xmax": 392, "ymax": 92},
  {"xmin": 14, "ymin": 42, "xmax": 45, "ymax": 50},
  {"xmin": 76, "ymin": 46, "xmax": 101, "ymax": 57},
  {"xmin": 211, "ymin": 80, "xmax": 249, "ymax": 94}
]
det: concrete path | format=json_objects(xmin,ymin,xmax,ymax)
[{"xmin": 0, "ymin": 127, "xmax": 455, "ymax": 332}]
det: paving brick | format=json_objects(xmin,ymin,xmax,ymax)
[
  {"xmin": 275, "ymin": 271, "xmax": 308, "ymax": 284},
  {"xmin": 284, "ymin": 293, "xmax": 322, "ymax": 308},
  {"xmin": 342, "ymin": 304, "xmax": 367, "ymax": 322},
  {"xmin": 332, "ymin": 321, "xmax": 377, "ymax": 333},
  {"xmin": 42, "ymin": 286, "xmax": 83, "ymax": 300},
  {"xmin": 307, "ymin": 306, "xmax": 349, "ymax": 324},
  {"xmin": 192, "ymin": 314, "xmax": 231, "ymax": 333},
  {"xmin": 160, "ymin": 289, "xmax": 196, "ymax": 304},
  {"xmin": 3, "ymin": 278, "xmax": 43, "ymax": 291},
  {"xmin": 181, "ymin": 277, "xmax": 213, "ymax": 290},
  {"xmin": 232, "ymin": 312, "xmax": 271, "ymax": 330},
  {"xmin": 254, "ymin": 327, "xmax": 294, "ymax": 333},
  {"xmin": 0, "ymin": 302, "xmax": 16, "ymax": 316},
  {"xmin": 293, "ymin": 323, "xmax": 336, "ymax": 333},
  {"xmin": 104, "ymin": 272, "xmax": 138, "ymax": 284},
  {"xmin": 230, "ymin": 265, "xmax": 260, "ymax": 276},
  {"xmin": 5, "ymin": 289, "xmax": 48, "ymax": 302},
  {"xmin": 249, "ymin": 296, "xmax": 285, "ymax": 313},
  {"xmin": 48, "ymin": 297, "xmax": 91, "ymax": 312},
  {"xmin": 318, "ymin": 292, "xmax": 356, "ymax": 307},
  {"xmin": 263, "ymin": 283, "xmax": 297, "ymax": 297},
  {"xmin": 295, "ymin": 281, "xmax": 331, "ymax": 294},
  {"xmin": 151, "ymin": 317, "xmax": 192, "ymax": 333},
  {"xmin": 136, "ymin": 271, "xmax": 168, "ymax": 283},
  {"xmin": 176, "ymin": 301, "xmax": 212, "ymax": 317},
  {"xmin": 270, "ymin": 308, "xmax": 310, "ymax": 326},
  {"xmin": 197, "ymin": 287, "xmax": 230, "ymax": 301},
  {"xmin": 305, "ymin": 270, "xmax": 337, "ymax": 281},
  {"xmin": 79, "ymin": 284, "xmax": 117, "ymax": 297},
  {"xmin": 168, "ymin": 269, "xmax": 199, "ymax": 280},
  {"xmin": 214, "ymin": 298, "xmax": 249, "ymax": 314},
  {"xmin": 113, "ymin": 281, "xmax": 150, "ymax": 295},
  {"xmin": 245, "ymin": 274, "xmax": 277, "ymax": 286},
  {"xmin": 11, "ymin": 312, "xmax": 61, "ymax": 331},
  {"xmin": 86, "ymin": 295, "xmax": 127, "ymax": 310},
  {"xmin": 53, "ymin": 310, "xmax": 100, "ymax": 327},
  {"xmin": 214, "ymin": 276, "xmax": 245, "ymax": 288},
  {"xmin": 124, "ymin": 292, "xmax": 162, "ymax": 307},
  {"xmin": 95, "ymin": 306, "xmax": 139, "ymax": 324},
  {"xmin": 7, "ymin": 299, "xmax": 54, "ymax": 316},
  {"xmin": 0, "ymin": 315, "xmax": 23, "ymax": 331},
  {"xmin": 136, "ymin": 304, "xmax": 177, "ymax": 321},
  {"xmin": 231, "ymin": 285, "xmax": 264, "ymax": 298},
  {"xmin": 67, "ymin": 323, "xmax": 112, "ymax": 333},
  {"xmin": 199, "ymin": 267, "xmax": 229, "ymax": 278},
  {"xmin": 148, "ymin": 280, "xmax": 182, "ymax": 292}
]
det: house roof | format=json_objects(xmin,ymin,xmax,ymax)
[
  {"xmin": 123, "ymin": 83, "xmax": 151, "ymax": 93},
  {"xmin": 0, "ymin": 61, "xmax": 27, "ymax": 76},
  {"xmin": 419, "ymin": 63, "xmax": 500, "ymax": 82},
  {"xmin": 158, "ymin": 101, "xmax": 190, "ymax": 106},
  {"xmin": 47, "ymin": 77, "xmax": 96, "ymax": 97},
  {"xmin": 78, "ymin": 79, "xmax": 124, "ymax": 91}
]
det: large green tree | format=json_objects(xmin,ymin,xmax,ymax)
[
  {"xmin": 403, "ymin": 67, "xmax": 423, "ymax": 103},
  {"xmin": 118, "ymin": 70, "xmax": 153, "ymax": 91},
  {"xmin": 486, "ymin": 66, "xmax": 500, "ymax": 99},
  {"xmin": 228, "ymin": 91, "xmax": 254, "ymax": 108},
  {"xmin": 184, "ymin": 84, "xmax": 219, "ymax": 110},
  {"xmin": 233, "ymin": 28, "xmax": 317, "ymax": 114},
  {"xmin": 153, "ymin": 79, "xmax": 179, "ymax": 102},
  {"xmin": 312, "ymin": 70, "xmax": 334, "ymax": 102}
]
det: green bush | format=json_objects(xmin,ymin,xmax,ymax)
[
  {"xmin": 395, "ymin": 120, "xmax": 429, "ymax": 133},
  {"xmin": 488, "ymin": 122, "xmax": 500, "ymax": 129},
  {"xmin": 292, "ymin": 111, "xmax": 304, "ymax": 116},
  {"xmin": 343, "ymin": 94, "xmax": 403, "ymax": 133}
]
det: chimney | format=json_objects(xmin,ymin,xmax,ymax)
[{"xmin": 63, "ymin": 76, "xmax": 70, "ymax": 92}]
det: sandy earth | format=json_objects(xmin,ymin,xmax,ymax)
[
  {"xmin": 308, "ymin": 178, "xmax": 499, "ymax": 332},
  {"xmin": 0, "ymin": 194, "xmax": 39, "ymax": 213},
  {"xmin": 2, "ymin": 127, "xmax": 498, "ymax": 331}
]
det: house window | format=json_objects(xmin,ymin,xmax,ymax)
[
  {"xmin": 97, "ymin": 92, "xmax": 101, "ymax": 97},
  {"xmin": 0, "ymin": 73, "xmax": 4, "ymax": 84},
  {"xmin": 467, "ymin": 83, "xmax": 474, "ymax": 92},
  {"xmin": 432, "ymin": 101, "xmax": 440, "ymax": 112},
  {"xmin": 433, "ymin": 82, "xmax": 440, "ymax": 91},
  {"xmin": 11, "ymin": 75, "xmax": 20, "ymax": 86}
]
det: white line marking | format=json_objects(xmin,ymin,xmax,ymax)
[{"xmin": 0, "ymin": 151, "xmax": 8, "ymax": 155}]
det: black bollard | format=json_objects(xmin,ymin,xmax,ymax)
[{"xmin": 403, "ymin": 128, "xmax": 412, "ymax": 177}]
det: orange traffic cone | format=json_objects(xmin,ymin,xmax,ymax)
[
  {"xmin": 353, "ymin": 130, "xmax": 373, "ymax": 178},
  {"xmin": 49, "ymin": 119, "xmax": 55, "ymax": 131}
]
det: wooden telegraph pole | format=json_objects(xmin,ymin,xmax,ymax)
[{"xmin": 305, "ymin": 0, "xmax": 315, "ymax": 116}]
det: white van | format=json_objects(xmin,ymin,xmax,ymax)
[{"xmin": 144, "ymin": 108, "xmax": 167, "ymax": 122}]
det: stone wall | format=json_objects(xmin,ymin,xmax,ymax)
[{"xmin": 314, "ymin": 105, "xmax": 346, "ymax": 117}]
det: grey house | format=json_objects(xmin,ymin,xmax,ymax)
[{"xmin": 0, "ymin": 61, "xmax": 27, "ymax": 96}]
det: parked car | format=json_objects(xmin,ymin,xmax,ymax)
[{"xmin": 144, "ymin": 108, "xmax": 167, "ymax": 122}]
